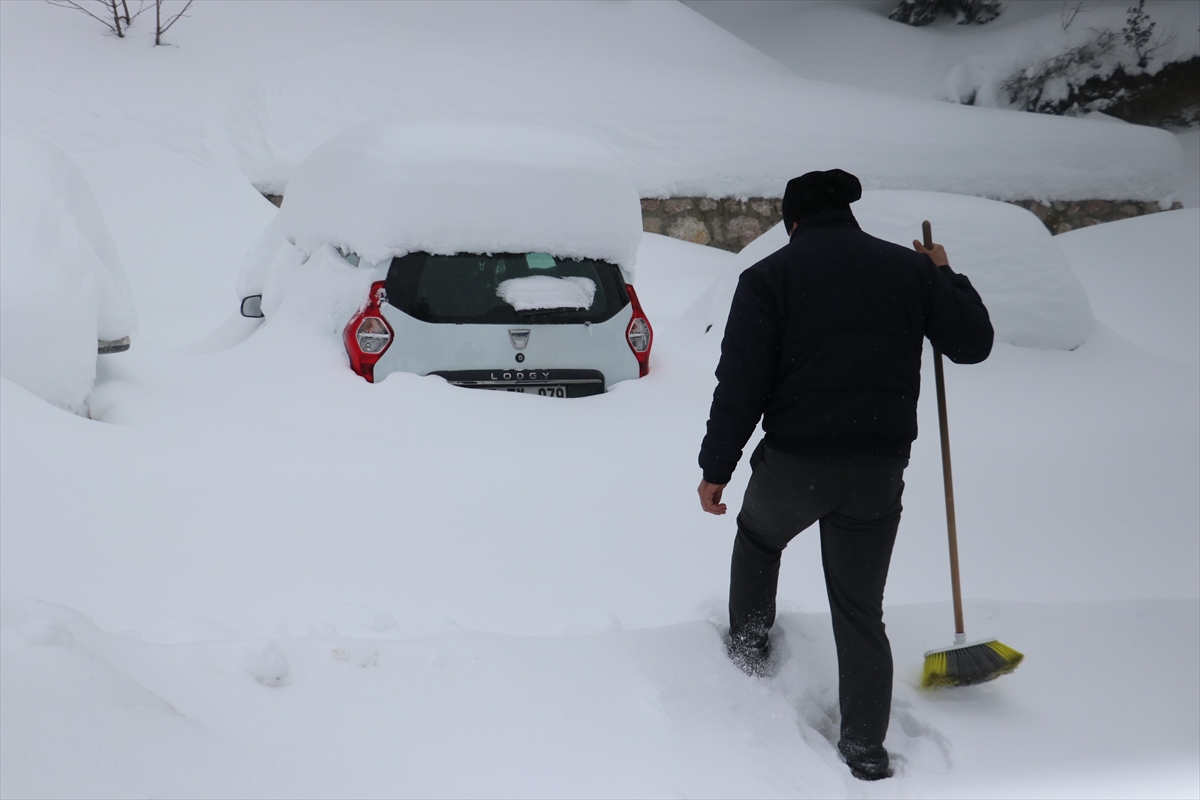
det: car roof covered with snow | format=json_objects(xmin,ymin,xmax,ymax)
[{"xmin": 277, "ymin": 119, "xmax": 643, "ymax": 275}]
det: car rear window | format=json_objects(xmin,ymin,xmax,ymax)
[{"xmin": 386, "ymin": 252, "xmax": 629, "ymax": 324}]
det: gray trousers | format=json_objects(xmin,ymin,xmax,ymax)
[{"xmin": 730, "ymin": 441, "xmax": 904, "ymax": 763}]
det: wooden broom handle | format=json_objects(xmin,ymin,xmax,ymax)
[{"xmin": 925, "ymin": 220, "xmax": 966, "ymax": 636}]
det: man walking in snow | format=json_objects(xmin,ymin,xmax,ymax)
[{"xmin": 697, "ymin": 169, "xmax": 993, "ymax": 781}]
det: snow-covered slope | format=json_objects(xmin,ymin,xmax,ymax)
[
  {"xmin": 685, "ymin": 0, "xmax": 1200, "ymax": 105},
  {"xmin": 0, "ymin": 1, "xmax": 1183, "ymax": 202}
]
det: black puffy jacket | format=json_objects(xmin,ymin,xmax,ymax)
[{"xmin": 699, "ymin": 210, "xmax": 993, "ymax": 485}]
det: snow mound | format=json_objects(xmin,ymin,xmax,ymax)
[
  {"xmin": 1056, "ymin": 209, "xmax": 1200, "ymax": 365},
  {"xmin": 497, "ymin": 276, "xmax": 597, "ymax": 311},
  {"xmin": 687, "ymin": 191, "xmax": 1094, "ymax": 351},
  {"xmin": 277, "ymin": 603, "xmax": 400, "ymax": 639},
  {"xmin": 0, "ymin": 130, "xmax": 135, "ymax": 414},
  {"xmin": 278, "ymin": 118, "xmax": 641, "ymax": 271}
]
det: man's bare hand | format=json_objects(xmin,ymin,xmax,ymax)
[
  {"xmin": 913, "ymin": 239, "xmax": 949, "ymax": 267},
  {"xmin": 698, "ymin": 480, "xmax": 728, "ymax": 515}
]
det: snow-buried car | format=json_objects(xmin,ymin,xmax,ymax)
[{"xmin": 237, "ymin": 119, "xmax": 650, "ymax": 396}]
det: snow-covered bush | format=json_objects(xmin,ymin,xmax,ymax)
[
  {"xmin": 889, "ymin": 0, "xmax": 1003, "ymax": 27},
  {"xmin": 0, "ymin": 130, "xmax": 135, "ymax": 414},
  {"xmin": 1000, "ymin": 1, "xmax": 1193, "ymax": 122},
  {"xmin": 939, "ymin": 1, "xmax": 1198, "ymax": 125},
  {"xmin": 1001, "ymin": 29, "xmax": 1122, "ymax": 115},
  {"xmin": 237, "ymin": 118, "xmax": 642, "ymax": 335},
  {"xmin": 688, "ymin": 191, "xmax": 1094, "ymax": 352}
]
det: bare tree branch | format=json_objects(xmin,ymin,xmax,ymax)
[
  {"xmin": 107, "ymin": 0, "xmax": 123, "ymax": 37},
  {"xmin": 45, "ymin": 0, "xmax": 123, "ymax": 36},
  {"xmin": 154, "ymin": 0, "xmax": 193, "ymax": 45},
  {"xmin": 159, "ymin": 0, "xmax": 192, "ymax": 35}
]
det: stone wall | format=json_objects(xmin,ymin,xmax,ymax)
[
  {"xmin": 641, "ymin": 195, "xmax": 1182, "ymax": 251},
  {"xmin": 639, "ymin": 197, "xmax": 783, "ymax": 251},
  {"xmin": 1005, "ymin": 198, "xmax": 1181, "ymax": 235},
  {"xmin": 262, "ymin": 190, "xmax": 1180, "ymax": 250}
]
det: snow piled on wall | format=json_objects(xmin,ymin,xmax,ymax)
[
  {"xmin": 0, "ymin": 1, "xmax": 1184, "ymax": 204},
  {"xmin": 279, "ymin": 120, "xmax": 642, "ymax": 269},
  {"xmin": 685, "ymin": 191, "xmax": 1094, "ymax": 351},
  {"xmin": 0, "ymin": 131, "xmax": 135, "ymax": 414}
]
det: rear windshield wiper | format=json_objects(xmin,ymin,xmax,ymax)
[{"xmin": 515, "ymin": 307, "xmax": 581, "ymax": 317}]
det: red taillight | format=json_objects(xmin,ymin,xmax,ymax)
[
  {"xmin": 343, "ymin": 280, "xmax": 393, "ymax": 383},
  {"xmin": 624, "ymin": 283, "xmax": 653, "ymax": 378}
]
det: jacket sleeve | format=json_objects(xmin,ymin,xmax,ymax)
[
  {"xmin": 925, "ymin": 262, "xmax": 994, "ymax": 365},
  {"xmin": 698, "ymin": 269, "xmax": 780, "ymax": 485}
]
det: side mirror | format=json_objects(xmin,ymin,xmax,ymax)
[
  {"xmin": 98, "ymin": 336, "xmax": 130, "ymax": 354},
  {"xmin": 240, "ymin": 295, "xmax": 264, "ymax": 318}
]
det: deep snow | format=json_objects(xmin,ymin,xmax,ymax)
[
  {"xmin": 3, "ymin": 217, "xmax": 1198, "ymax": 795},
  {"xmin": 2, "ymin": 595, "xmax": 1196, "ymax": 799},
  {"xmin": 2, "ymin": 2, "xmax": 1198, "ymax": 798}
]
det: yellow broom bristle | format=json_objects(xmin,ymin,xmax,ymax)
[
  {"xmin": 921, "ymin": 639, "xmax": 1024, "ymax": 689},
  {"xmin": 922, "ymin": 651, "xmax": 948, "ymax": 687}
]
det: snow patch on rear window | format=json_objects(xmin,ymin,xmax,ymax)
[{"xmin": 497, "ymin": 276, "xmax": 596, "ymax": 311}]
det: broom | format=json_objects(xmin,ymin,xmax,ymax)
[{"xmin": 920, "ymin": 220, "xmax": 1024, "ymax": 689}]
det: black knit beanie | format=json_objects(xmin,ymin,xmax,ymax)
[{"xmin": 781, "ymin": 169, "xmax": 863, "ymax": 232}]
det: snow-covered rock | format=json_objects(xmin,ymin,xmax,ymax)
[{"xmin": 0, "ymin": 131, "xmax": 135, "ymax": 414}]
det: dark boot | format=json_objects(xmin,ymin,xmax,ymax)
[
  {"xmin": 726, "ymin": 628, "xmax": 771, "ymax": 677},
  {"xmin": 727, "ymin": 524, "xmax": 781, "ymax": 677},
  {"xmin": 838, "ymin": 738, "xmax": 892, "ymax": 781}
]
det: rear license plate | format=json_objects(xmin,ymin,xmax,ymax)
[{"xmin": 493, "ymin": 384, "xmax": 568, "ymax": 397}]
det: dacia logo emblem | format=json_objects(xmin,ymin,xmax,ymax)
[{"xmin": 508, "ymin": 329, "xmax": 530, "ymax": 350}]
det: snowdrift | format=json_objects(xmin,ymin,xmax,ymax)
[
  {"xmin": 0, "ymin": 131, "xmax": 135, "ymax": 414},
  {"xmin": 1056, "ymin": 208, "xmax": 1200, "ymax": 365},
  {"xmin": 685, "ymin": 191, "xmax": 1095, "ymax": 351}
]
